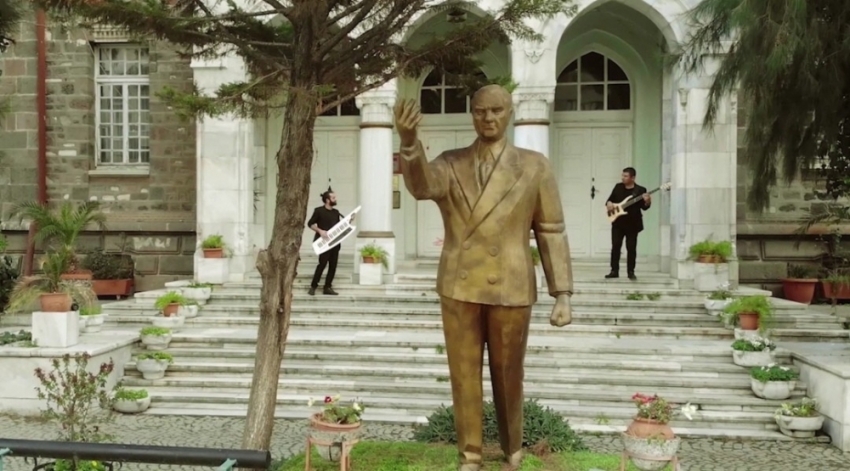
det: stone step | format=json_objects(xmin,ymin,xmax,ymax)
[
  {"xmin": 159, "ymin": 347, "xmax": 788, "ymax": 372},
  {"xmin": 156, "ymin": 329, "xmax": 785, "ymax": 354},
  {"xmin": 133, "ymin": 400, "xmax": 819, "ymax": 442},
  {"xmin": 138, "ymin": 387, "xmax": 801, "ymax": 417},
  {"xmin": 125, "ymin": 358, "xmax": 799, "ymax": 388},
  {"xmin": 108, "ymin": 316, "xmax": 847, "ymax": 341},
  {"xmin": 226, "ymin": 282, "xmax": 691, "ymax": 295},
  {"xmin": 120, "ymin": 375, "xmax": 803, "ymax": 416}
]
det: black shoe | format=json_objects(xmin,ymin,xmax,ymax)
[
  {"xmin": 308, "ymin": 287, "xmax": 316, "ymax": 296},
  {"xmin": 628, "ymin": 273, "xmax": 637, "ymax": 281},
  {"xmin": 323, "ymin": 287, "xmax": 339, "ymax": 295},
  {"xmin": 605, "ymin": 272, "xmax": 619, "ymax": 279}
]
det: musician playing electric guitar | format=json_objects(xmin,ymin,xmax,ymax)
[
  {"xmin": 604, "ymin": 167, "xmax": 651, "ymax": 280},
  {"xmin": 307, "ymin": 187, "xmax": 354, "ymax": 295}
]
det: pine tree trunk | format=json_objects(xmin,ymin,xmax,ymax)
[{"xmin": 241, "ymin": 88, "xmax": 317, "ymax": 451}]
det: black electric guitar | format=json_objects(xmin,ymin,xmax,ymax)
[{"xmin": 606, "ymin": 182, "xmax": 671, "ymax": 223}]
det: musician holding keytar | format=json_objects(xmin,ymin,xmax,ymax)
[
  {"xmin": 307, "ymin": 187, "xmax": 354, "ymax": 295},
  {"xmin": 604, "ymin": 167, "xmax": 651, "ymax": 281}
]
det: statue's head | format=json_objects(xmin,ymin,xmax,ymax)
[{"xmin": 471, "ymin": 84, "xmax": 513, "ymax": 143}]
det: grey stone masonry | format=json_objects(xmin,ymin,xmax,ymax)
[
  {"xmin": 0, "ymin": 11, "xmax": 197, "ymax": 289},
  {"xmin": 735, "ymin": 92, "xmax": 849, "ymax": 292}
]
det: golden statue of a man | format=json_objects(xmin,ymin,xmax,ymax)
[{"xmin": 393, "ymin": 85, "xmax": 575, "ymax": 470}]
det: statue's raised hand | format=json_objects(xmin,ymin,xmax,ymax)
[{"xmin": 394, "ymin": 99, "xmax": 422, "ymax": 148}]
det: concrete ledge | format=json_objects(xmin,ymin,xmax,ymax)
[
  {"xmin": 789, "ymin": 343, "xmax": 850, "ymax": 451},
  {"xmin": 0, "ymin": 330, "xmax": 138, "ymax": 415}
]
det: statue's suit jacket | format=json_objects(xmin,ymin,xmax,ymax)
[{"xmin": 399, "ymin": 139, "xmax": 574, "ymax": 307}]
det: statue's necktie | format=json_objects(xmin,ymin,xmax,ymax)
[{"xmin": 479, "ymin": 150, "xmax": 494, "ymax": 187}]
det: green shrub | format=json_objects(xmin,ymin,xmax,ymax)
[{"xmin": 413, "ymin": 399, "xmax": 586, "ymax": 453}]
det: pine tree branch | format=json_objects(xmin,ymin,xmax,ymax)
[{"xmin": 317, "ymin": 0, "xmax": 380, "ymax": 60}]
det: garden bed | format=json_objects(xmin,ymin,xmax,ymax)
[{"xmin": 277, "ymin": 441, "xmax": 640, "ymax": 471}]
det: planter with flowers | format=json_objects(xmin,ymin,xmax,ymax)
[
  {"xmin": 140, "ymin": 326, "xmax": 172, "ymax": 350},
  {"xmin": 135, "ymin": 352, "xmax": 173, "ymax": 380},
  {"xmin": 689, "ymin": 239, "xmax": 733, "ymax": 292},
  {"xmin": 704, "ymin": 283, "xmax": 733, "ymax": 315},
  {"xmin": 113, "ymin": 388, "xmax": 151, "ymax": 414},
  {"xmin": 79, "ymin": 304, "xmax": 108, "ymax": 334},
  {"xmin": 305, "ymin": 395, "xmax": 364, "ymax": 469},
  {"xmin": 621, "ymin": 393, "xmax": 696, "ymax": 471},
  {"xmin": 722, "ymin": 295, "xmax": 773, "ymax": 333},
  {"xmin": 750, "ymin": 364, "xmax": 799, "ymax": 400},
  {"xmin": 775, "ymin": 398, "xmax": 824, "ymax": 438},
  {"xmin": 731, "ymin": 337, "xmax": 776, "ymax": 367},
  {"xmin": 359, "ymin": 243, "xmax": 388, "ymax": 286},
  {"xmin": 182, "ymin": 282, "xmax": 213, "ymax": 305}
]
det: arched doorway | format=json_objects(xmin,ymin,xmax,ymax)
[
  {"xmin": 413, "ymin": 70, "xmax": 485, "ymax": 257},
  {"xmin": 264, "ymin": 96, "xmax": 361, "ymax": 254},
  {"xmin": 553, "ymin": 1, "xmax": 666, "ymax": 263},
  {"xmin": 553, "ymin": 51, "xmax": 634, "ymax": 258}
]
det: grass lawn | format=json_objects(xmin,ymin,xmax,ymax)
[{"xmin": 278, "ymin": 441, "xmax": 655, "ymax": 470}]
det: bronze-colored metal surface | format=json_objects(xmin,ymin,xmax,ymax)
[{"xmin": 393, "ymin": 85, "xmax": 575, "ymax": 469}]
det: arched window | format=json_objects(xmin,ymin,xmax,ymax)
[
  {"xmin": 554, "ymin": 52, "xmax": 631, "ymax": 112},
  {"xmin": 419, "ymin": 70, "xmax": 487, "ymax": 114},
  {"xmin": 319, "ymin": 96, "xmax": 360, "ymax": 117}
]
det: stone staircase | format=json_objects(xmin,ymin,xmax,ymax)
[{"xmin": 37, "ymin": 259, "xmax": 850, "ymax": 440}]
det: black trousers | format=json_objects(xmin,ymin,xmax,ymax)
[
  {"xmin": 610, "ymin": 224, "xmax": 639, "ymax": 275},
  {"xmin": 311, "ymin": 245, "xmax": 340, "ymax": 288}
]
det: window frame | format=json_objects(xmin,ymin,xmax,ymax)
[
  {"xmin": 554, "ymin": 52, "xmax": 632, "ymax": 112},
  {"xmin": 93, "ymin": 43, "xmax": 151, "ymax": 174},
  {"xmin": 420, "ymin": 71, "xmax": 482, "ymax": 115}
]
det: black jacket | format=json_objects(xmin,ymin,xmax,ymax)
[{"xmin": 606, "ymin": 183, "xmax": 650, "ymax": 232}]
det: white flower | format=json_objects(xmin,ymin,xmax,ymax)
[
  {"xmin": 333, "ymin": 394, "xmax": 341, "ymax": 402},
  {"xmin": 680, "ymin": 403, "xmax": 697, "ymax": 421},
  {"xmin": 307, "ymin": 398, "xmax": 314, "ymax": 407},
  {"xmin": 353, "ymin": 402, "xmax": 361, "ymax": 412}
]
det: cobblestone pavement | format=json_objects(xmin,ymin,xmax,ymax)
[{"xmin": 1, "ymin": 414, "xmax": 848, "ymax": 470}]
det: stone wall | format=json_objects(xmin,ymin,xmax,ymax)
[
  {"xmin": 0, "ymin": 13, "xmax": 196, "ymax": 290},
  {"xmin": 735, "ymin": 93, "xmax": 849, "ymax": 293}
]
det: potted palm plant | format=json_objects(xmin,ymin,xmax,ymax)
[
  {"xmin": 10, "ymin": 201, "xmax": 106, "ymax": 280},
  {"xmin": 201, "ymin": 234, "xmax": 226, "ymax": 258},
  {"xmin": 780, "ymin": 264, "xmax": 819, "ymax": 304},
  {"xmin": 6, "ymin": 251, "xmax": 96, "ymax": 313}
]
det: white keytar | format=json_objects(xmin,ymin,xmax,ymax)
[{"xmin": 311, "ymin": 205, "xmax": 361, "ymax": 255}]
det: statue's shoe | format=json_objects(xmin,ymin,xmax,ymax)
[
  {"xmin": 508, "ymin": 450, "xmax": 523, "ymax": 467},
  {"xmin": 458, "ymin": 464, "xmax": 480, "ymax": 471}
]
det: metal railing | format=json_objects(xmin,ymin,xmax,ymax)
[{"xmin": 0, "ymin": 439, "xmax": 271, "ymax": 471}]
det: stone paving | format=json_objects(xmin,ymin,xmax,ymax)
[{"xmin": 0, "ymin": 414, "xmax": 848, "ymax": 470}]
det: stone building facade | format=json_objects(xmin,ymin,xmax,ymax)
[
  {"xmin": 1, "ymin": 1, "xmax": 847, "ymax": 293},
  {"xmin": 0, "ymin": 17, "xmax": 196, "ymax": 290}
]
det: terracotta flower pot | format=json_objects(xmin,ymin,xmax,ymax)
[
  {"xmin": 697, "ymin": 254, "xmax": 723, "ymax": 264},
  {"xmin": 202, "ymin": 248, "xmax": 223, "ymax": 259},
  {"xmin": 823, "ymin": 282, "xmax": 850, "ymax": 300},
  {"xmin": 625, "ymin": 417, "xmax": 674, "ymax": 440},
  {"xmin": 362, "ymin": 256, "xmax": 377, "ymax": 264},
  {"xmin": 308, "ymin": 413, "xmax": 361, "ymax": 463},
  {"xmin": 162, "ymin": 303, "xmax": 180, "ymax": 317},
  {"xmin": 737, "ymin": 312, "xmax": 759, "ymax": 330},
  {"xmin": 39, "ymin": 293, "xmax": 73, "ymax": 312},
  {"xmin": 781, "ymin": 279, "xmax": 817, "ymax": 304},
  {"xmin": 60, "ymin": 270, "xmax": 93, "ymax": 281},
  {"xmin": 91, "ymin": 279, "xmax": 135, "ymax": 298}
]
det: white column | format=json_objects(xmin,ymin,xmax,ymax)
[
  {"xmin": 191, "ymin": 53, "xmax": 255, "ymax": 282},
  {"xmin": 353, "ymin": 81, "xmax": 397, "ymax": 276},
  {"xmin": 512, "ymin": 88, "xmax": 554, "ymax": 157},
  {"xmin": 669, "ymin": 61, "xmax": 738, "ymax": 286}
]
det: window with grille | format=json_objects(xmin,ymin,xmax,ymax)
[
  {"xmin": 95, "ymin": 45, "xmax": 150, "ymax": 166},
  {"xmin": 419, "ymin": 71, "xmax": 486, "ymax": 114},
  {"xmin": 555, "ymin": 52, "xmax": 631, "ymax": 112}
]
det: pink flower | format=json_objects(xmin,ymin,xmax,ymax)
[{"xmin": 324, "ymin": 396, "xmax": 333, "ymax": 404}]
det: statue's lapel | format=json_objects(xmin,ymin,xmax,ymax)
[
  {"xmin": 449, "ymin": 145, "xmax": 479, "ymax": 215},
  {"xmin": 464, "ymin": 144, "xmax": 522, "ymax": 239}
]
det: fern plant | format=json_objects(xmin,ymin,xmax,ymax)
[{"xmin": 11, "ymin": 201, "xmax": 107, "ymax": 271}]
